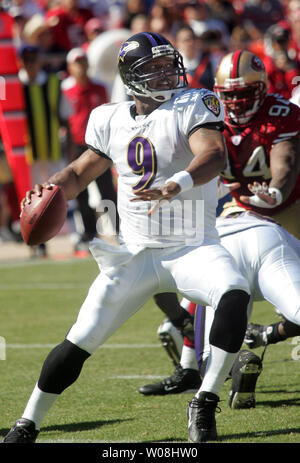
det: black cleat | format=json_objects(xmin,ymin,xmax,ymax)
[
  {"xmin": 157, "ymin": 319, "xmax": 184, "ymax": 366},
  {"xmin": 187, "ymin": 392, "xmax": 220, "ymax": 443},
  {"xmin": 229, "ymin": 350, "xmax": 262, "ymax": 409},
  {"xmin": 244, "ymin": 322, "xmax": 269, "ymax": 349},
  {"xmin": 139, "ymin": 365, "xmax": 201, "ymax": 396},
  {"xmin": 2, "ymin": 418, "xmax": 39, "ymax": 443}
]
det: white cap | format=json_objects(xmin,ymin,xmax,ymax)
[
  {"xmin": 23, "ymin": 14, "xmax": 50, "ymax": 43},
  {"xmin": 66, "ymin": 48, "xmax": 87, "ymax": 64}
]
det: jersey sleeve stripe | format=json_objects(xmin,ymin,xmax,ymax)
[
  {"xmin": 273, "ymin": 132, "xmax": 299, "ymax": 143},
  {"xmin": 276, "ymin": 132, "xmax": 299, "ymax": 137},
  {"xmin": 188, "ymin": 121, "xmax": 224, "ymax": 137},
  {"xmin": 86, "ymin": 144, "xmax": 111, "ymax": 160}
]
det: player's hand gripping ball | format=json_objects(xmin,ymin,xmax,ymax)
[{"xmin": 20, "ymin": 185, "xmax": 67, "ymax": 246}]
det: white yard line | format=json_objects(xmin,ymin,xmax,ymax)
[
  {"xmin": 6, "ymin": 343, "xmax": 160, "ymax": 349},
  {"xmin": 0, "ymin": 257, "xmax": 92, "ymax": 269},
  {"xmin": 0, "ymin": 283, "xmax": 88, "ymax": 290},
  {"xmin": 108, "ymin": 375, "xmax": 163, "ymax": 379}
]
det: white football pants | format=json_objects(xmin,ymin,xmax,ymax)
[
  {"xmin": 67, "ymin": 238, "xmax": 249, "ymax": 353},
  {"xmin": 221, "ymin": 223, "xmax": 300, "ymax": 323},
  {"xmin": 192, "ymin": 223, "xmax": 300, "ymax": 372}
]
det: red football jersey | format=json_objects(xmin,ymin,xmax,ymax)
[
  {"xmin": 62, "ymin": 77, "xmax": 108, "ymax": 145},
  {"xmin": 221, "ymin": 93, "xmax": 300, "ymax": 215}
]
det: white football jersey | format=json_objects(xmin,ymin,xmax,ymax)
[{"xmin": 85, "ymin": 88, "xmax": 224, "ymax": 247}]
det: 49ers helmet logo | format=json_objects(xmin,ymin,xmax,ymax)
[{"xmin": 251, "ymin": 55, "xmax": 264, "ymax": 71}]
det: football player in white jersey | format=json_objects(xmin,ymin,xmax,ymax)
[
  {"xmin": 3, "ymin": 32, "xmax": 250, "ymax": 444},
  {"xmin": 141, "ymin": 210, "xmax": 300, "ymax": 409}
]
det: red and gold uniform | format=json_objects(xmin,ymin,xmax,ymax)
[
  {"xmin": 214, "ymin": 49, "xmax": 300, "ymax": 237},
  {"xmin": 221, "ymin": 93, "xmax": 300, "ymax": 217}
]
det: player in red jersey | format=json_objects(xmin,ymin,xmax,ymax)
[{"xmin": 214, "ymin": 49, "xmax": 300, "ymax": 238}]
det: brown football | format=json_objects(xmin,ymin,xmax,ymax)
[{"xmin": 20, "ymin": 185, "xmax": 67, "ymax": 246}]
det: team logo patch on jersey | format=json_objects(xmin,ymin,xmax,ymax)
[
  {"xmin": 231, "ymin": 135, "xmax": 242, "ymax": 145},
  {"xmin": 118, "ymin": 41, "xmax": 139, "ymax": 62},
  {"xmin": 202, "ymin": 94, "xmax": 220, "ymax": 117}
]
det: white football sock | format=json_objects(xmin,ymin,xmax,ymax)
[
  {"xmin": 22, "ymin": 383, "xmax": 59, "ymax": 430},
  {"xmin": 196, "ymin": 345, "xmax": 238, "ymax": 397},
  {"xmin": 180, "ymin": 345, "xmax": 198, "ymax": 370}
]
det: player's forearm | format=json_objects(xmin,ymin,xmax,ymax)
[
  {"xmin": 270, "ymin": 165, "xmax": 297, "ymax": 201},
  {"xmin": 186, "ymin": 147, "xmax": 227, "ymax": 186},
  {"xmin": 48, "ymin": 149, "xmax": 111, "ymax": 201},
  {"xmin": 269, "ymin": 140, "xmax": 299, "ymax": 201},
  {"xmin": 187, "ymin": 127, "xmax": 227, "ymax": 186},
  {"xmin": 48, "ymin": 164, "xmax": 84, "ymax": 200}
]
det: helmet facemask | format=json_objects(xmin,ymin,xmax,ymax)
[
  {"xmin": 120, "ymin": 44, "xmax": 188, "ymax": 102},
  {"xmin": 215, "ymin": 79, "xmax": 267, "ymax": 125},
  {"xmin": 214, "ymin": 50, "xmax": 268, "ymax": 127}
]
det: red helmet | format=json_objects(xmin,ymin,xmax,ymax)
[{"xmin": 214, "ymin": 50, "xmax": 267, "ymax": 126}]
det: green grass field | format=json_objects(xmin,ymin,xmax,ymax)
[{"xmin": 1, "ymin": 255, "xmax": 300, "ymax": 445}]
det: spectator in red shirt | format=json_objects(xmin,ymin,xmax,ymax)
[
  {"xmin": 46, "ymin": 0, "xmax": 93, "ymax": 51},
  {"xmin": 62, "ymin": 48, "xmax": 108, "ymax": 144},
  {"xmin": 62, "ymin": 47, "xmax": 119, "ymax": 249},
  {"xmin": 263, "ymin": 23, "xmax": 300, "ymax": 99}
]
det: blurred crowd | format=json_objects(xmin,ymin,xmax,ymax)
[{"xmin": 0, "ymin": 0, "xmax": 300, "ymax": 254}]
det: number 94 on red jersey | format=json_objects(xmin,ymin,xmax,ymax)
[{"xmin": 221, "ymin": 93, "xmax": 300, "ymax": 214}]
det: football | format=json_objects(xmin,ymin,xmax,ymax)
[{"xmin": 20, "ymin": 185, "xmax": 67, "ymax": 246}]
